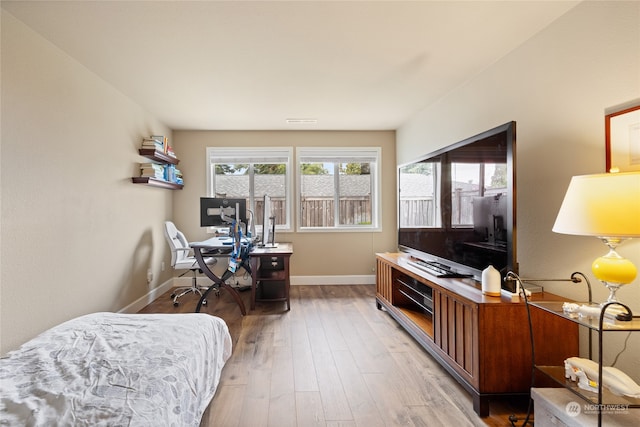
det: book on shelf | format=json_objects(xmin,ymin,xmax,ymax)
[
  {"xmin": 174, "ymin": 168, "xmax": 183, "ymax": 185},
  {"xmin": 140, "ymin": 165, "xmax": 163, "ymax": 170},
  {"xmin": 165, "ymin": 145, "xmax": 177, "ymax": 158},
  {"xmin": 140, "ymin": 162, "xmax": 165, "ymax": 179},
  {"xmin": 150, "ymin": 135, "xmax": 168, "ymax": 153},
  {"xmin": 141, "ymin": 174, "xmax": 165, "ymax": 180},
  {"xmin": 141, "ymin": 141, "xmax": 160, "ymax": 145},
  {"xmin": 143, "ymin": 136, "xmax": 162, "ymax": 142},
  {"xmin": 140, "ymin": 172, "xmax": 165, "ymax": 179},
  {"xmin": 164, "ymin": 164, "xmax": 177, "ymax": 182},
  {"xmin": 140, "ymin": 166, "xmax": 164, "ymax": 174},
  {"xmin": 141, "ymin": 138, "xmax": 163, "ymax": 151},
  {"xmin": 140, "ymin": 162, "xmax": 164, "ymax": 170}
]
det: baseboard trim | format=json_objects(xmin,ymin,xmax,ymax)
[
  {"xmin": 291, "ymin": 275, "xmax": 375, "ymax": 285},
  {"xmin": 118, "ymin": 279, "xmax": 174, "ymax": 314},
  {"xmin": 120, "ymin": 274, "xmax": 376, "ymax": 314},
  {"xmin": 172, "ymin": 275, "xmax": 376, "ymax": 286}
]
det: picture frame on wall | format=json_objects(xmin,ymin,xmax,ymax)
[{"xmin": 605, "ymin": 101, "xmax": 640, "ymax": 173}]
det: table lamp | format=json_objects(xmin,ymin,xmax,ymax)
[{"xmin": 552, "ymin": 172, "xmax": 640, "ymax": 304}]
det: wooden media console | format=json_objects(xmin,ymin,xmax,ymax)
[{"xmin": 376, "ymin": 252, "xmax": 579, "ymax": 417}]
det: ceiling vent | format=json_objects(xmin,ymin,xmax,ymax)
[{"xmin": 286, "ymin": 118, "xmax": 318, "ymax": 124}]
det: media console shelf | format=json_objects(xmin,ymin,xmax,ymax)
[{"xmin": 376, "ymin": 252, "xmax": 579, "ymax": 417}]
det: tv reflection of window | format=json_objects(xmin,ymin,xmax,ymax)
[
  {"xmin": 398, "ymin": 160, "xmax": 441, "ymax": 228},
  {"xmin": 451, "ymin": 162, "xmax": 507, "ymax": 227},
  {"xmin": 472, "ymin": 194, "xmax": 507, "ymax": 246}
]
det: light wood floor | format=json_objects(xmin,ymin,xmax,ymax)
[{"xmin": 139, "ymin": 284, "xmax": 530, "ymax": 426}]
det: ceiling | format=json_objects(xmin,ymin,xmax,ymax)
[{"xmin": 2, "ymin": 1, "xmax": 579, "ymax": 130}]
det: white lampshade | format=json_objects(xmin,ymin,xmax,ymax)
[{"xmin": 552, "ymin": 172, "xmax": 640, "ymax": 238}]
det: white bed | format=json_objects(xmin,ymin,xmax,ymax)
[{"xmin": 0, "ymin": 312, "xmax": 232, "ymax": 426}]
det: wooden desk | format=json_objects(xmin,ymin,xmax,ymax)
[
  {"xmin": 249, "ymin": 243, "xmax": 293, "ymax": 311},
  {"xmin": 191, "ymin": 237, "xmax": 252, "ymax": 315}
]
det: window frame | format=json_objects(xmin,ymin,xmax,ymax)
[
  {"xmin": 296, "ymin": 146, "xmax": 382, "ymax": 232},
  {"xmin": 206, "ymin": 146, "xmax": 293, "ymax": 232}
]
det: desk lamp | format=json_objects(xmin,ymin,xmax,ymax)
[{"xmin": 552, "ymin": 172, "xmax": 640, "ymax": 304}]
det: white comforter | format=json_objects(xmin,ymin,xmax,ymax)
[{"xmin": 0, "ymin": 312, "xmax": 232, "ymax": 427}]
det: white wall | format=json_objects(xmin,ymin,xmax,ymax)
[
  {"xmin": 398, "ymin": 1, "xmax": 640, "ymax": 376},
  {"xmin": 171, "ymin": 130, "xmax": 397, "ymax": 281},
  {"xmin": 1, "ymin": 11, "xmax": 174, "ymax": 354}
]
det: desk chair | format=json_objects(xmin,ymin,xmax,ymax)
[{"xmin": 163, "ymin": 221, "xmax": 217, "ymax": 306}]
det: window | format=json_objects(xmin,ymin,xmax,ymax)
[
  {"xmin": 206, "ymin": 147, "xmax": 293, "ymax": 231},
  {"xmin": 296, "ymin": 147, "xmax": 381, "ymax": 231}
]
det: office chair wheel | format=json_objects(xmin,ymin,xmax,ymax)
[
  {"xmin": 202, "ymin": 299, "xmax": 207, "ymax": 306},
  {"xmin": 173, "ymin": 301, "xmax": 179, "ymax": 307},
  {"xmin": 170, "ymin": 293, "xmax": 176, "ymax": 299}
]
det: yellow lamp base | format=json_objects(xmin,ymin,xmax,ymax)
[
  {"xmin": 592, "ymin": 249, "xmax": 637, "ymax": 303},
  {"xmin": 592, "ymin": 256, "xmax": 637, "ymax": 284}
]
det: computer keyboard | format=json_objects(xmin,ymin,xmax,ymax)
[{"xmin": 408, "ymin": 259, "xmax": 472, "ymax": 278}]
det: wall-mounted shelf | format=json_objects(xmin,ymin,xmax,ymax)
[
  {"xmin": 131, "ymin": 176, "xmax": 183, "ymax": 190},
  {"xmin": 138, "ymin": 149, "xmax": 180, "ymax": 165},
  {"xmin": 132, "ymin": 144, "xmax": 183, "ymax": 190}
]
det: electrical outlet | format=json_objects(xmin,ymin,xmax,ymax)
[
  {"xmin": 147, "ymin": 269, "xmax": 153, "ymax": 283},
  {"xmin": 161, "ymin": 261, "xmax": 165, "ymax": 271}
]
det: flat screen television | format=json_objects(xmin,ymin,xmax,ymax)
[{"xmin": 398, "ymin": 121, "xmax": 517, "ymax": 284}]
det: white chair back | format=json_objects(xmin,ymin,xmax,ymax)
[{"xmin": 164, "ymin": 221, "xmax": 191, "ymax": 267}]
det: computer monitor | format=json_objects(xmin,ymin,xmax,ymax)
[
  {"xmin": 472, "ymin": 194, "xmax": 507, "ymax": 245},
  {"xmin": 260, "ymin": 194, "xmax": 277, "ymax": 247},
  {"xmin": 200, "ymin": 197, "xmax": 247, "ymax": 227}
]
